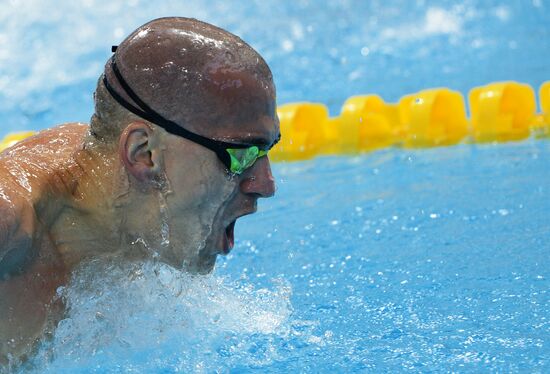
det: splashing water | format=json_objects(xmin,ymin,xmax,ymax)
[{"xmin": 24, "ymin": 258, "xmax": 295, "ymax": 373}]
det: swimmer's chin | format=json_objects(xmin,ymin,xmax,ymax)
[
  {"xmin": 130, "ymin": 242, "xmax": 219, "ymax": 275},
  {"xmin": 164, "ymin": 252, "xmax": 218, "ymax": 275},
  {"xmin": 191, "ymin": 256, "xmax": 217, "ymax": 275}
]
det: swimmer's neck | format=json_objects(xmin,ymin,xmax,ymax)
[
  {"xmin": 47, "ymin": 144, "xmax": 119, "ymax": 267},
  {"xmin": 50, "ymin": 142, "xmax": 162, "ymax": 269}
]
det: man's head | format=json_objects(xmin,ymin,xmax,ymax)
[{"xmin": 89, "ymin": 17, "xmax": 279, "ymax": 273}]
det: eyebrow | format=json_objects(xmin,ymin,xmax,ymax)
[{"xmin": 232, "ymin": 133, "xmax": 281, "ymax": 149}]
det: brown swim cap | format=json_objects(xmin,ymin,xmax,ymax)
[{"xmin": 103, "ymin": 17, "xmax": 274, "ymax": 132}]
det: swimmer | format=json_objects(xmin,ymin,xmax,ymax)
[{"xmin": 0, "ymin": 17, "xmax": 279, "ymax": 367}]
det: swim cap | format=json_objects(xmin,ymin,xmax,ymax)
[{"xmin": 103, "ymin": 17, "xmax": 274, "ymax": 131}]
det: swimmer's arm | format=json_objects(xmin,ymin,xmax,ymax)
[{"xmin": 0, "ymin": 194, "xmax": 35, "ymax": 279}]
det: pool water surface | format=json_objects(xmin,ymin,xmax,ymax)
[
  {"xmin": 1, "ymin": 0, "xmax": 549, "ymax": 372},
  {"xmin": 25, "ymin": 140, "xmax": 550, "ymax": 373}
]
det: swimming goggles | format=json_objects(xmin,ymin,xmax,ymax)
[{"xmin": 103, "ymin": 53, "xmax": 278, "ymax": 175}]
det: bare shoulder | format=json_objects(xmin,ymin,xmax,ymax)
[
  {"xmin": 0, "ymin": 122, "xmax": 90, "ymax": 194},
  {"xmin": 0, "ymin": 122, "xmax": 89, "ymax": 278},
  {"xmin": 0, "ymin": 122, "xmax": 89, "ymax": 160}
]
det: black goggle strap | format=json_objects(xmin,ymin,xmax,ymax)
[{"xmin": 102, "ymin": 56, "xmax": 249, "ymax": 169}]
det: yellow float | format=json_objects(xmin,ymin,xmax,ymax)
[
  {"xmin": 1, "ymin": 81, "xmax": 549, "ymax": 161},
  {"xmin": 534, "ymin": 81, "xmax": 550, "ymax": 138},
  {"xmin": 468, "ymin": 82, "xmax": 536, "ymax": 142},
  {"xmin": 337, "ymin": 95, "xmax": 399, "ymax": 152},
  {"xmin": 0, "ymin": 131, "xmax": 36, "ymax": 153},
  {"xmin": 398, "ymin": 88, "xmax": 468, "ymax": 147},
  {"xmin": 270, "ymin": 103, "xmax": 329, "ymax": 162}
]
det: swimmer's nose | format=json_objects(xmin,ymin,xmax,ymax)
[{"xmin": 239, "ymin": 156, "xmax": 276, "ymax": 198}]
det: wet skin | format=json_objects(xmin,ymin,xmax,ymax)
[{"xmin": 0, "ymin": 124, "xmax": 87, "ymax": 364}]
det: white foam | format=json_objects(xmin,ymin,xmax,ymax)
[{"xmin": 27, "ymin": 258, "xmax": 293, "ymax": 372}]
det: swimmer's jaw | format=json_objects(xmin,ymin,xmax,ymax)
[
  {"xmin": 184, "ymin": 209, "xmax": 257, "ymax": 274},
  {"xmin": 180, "ymin": 251, "xmax": 218, "ymax": 275}
]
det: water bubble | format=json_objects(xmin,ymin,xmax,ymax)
[{"xmin": 281, "ymin": 40, "xmax": 294, "ymax": 52}]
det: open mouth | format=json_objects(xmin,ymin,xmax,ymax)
[{"xmin": 223, "ymin": 220, "xmax": 236, "ymax": 254}]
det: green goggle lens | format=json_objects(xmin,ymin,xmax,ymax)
[{"xmin": 226, "ymin": 146, "xmax": 268, "ymax": 174}]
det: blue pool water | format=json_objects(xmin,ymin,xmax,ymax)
[
  {"xmin": 26, "ymin": 140, "xmax": 550, "ymax": 372},
  {"xmin": 227, "ymin": 141, "xmax": 550, "ymax": 372},
  {"xmin": 1, "ymin": 0, "xmax": 549, "ymax": 372}
]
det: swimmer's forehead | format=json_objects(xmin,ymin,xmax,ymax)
[
  {"xmin": 181, "ymin": 68, "xmax": 278, "ymax": 147},
  {"xmin": 202, "ymin": 111, "xmax": 280, "ymax": 149},
  {"xmin": 218, "ymin": 127, "xmax": 280, "ymax": 149}
]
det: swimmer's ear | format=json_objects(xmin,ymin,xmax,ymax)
[{"xmin": 119, "ymin": 122, "xmax": 162, "ymax": 183}]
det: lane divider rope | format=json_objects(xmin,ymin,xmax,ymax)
[{"xmin": 2, "ymin": 81, "xmax": 549, "ymax": 160}]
